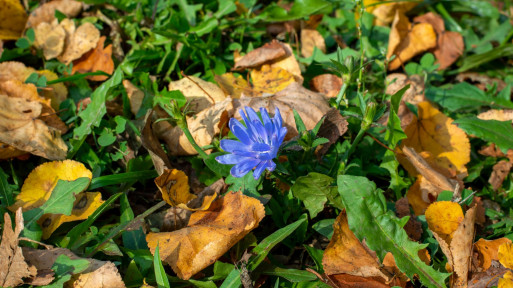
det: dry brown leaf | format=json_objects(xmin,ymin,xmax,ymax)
[
  {"xmin": 168, "ymin": 76, "xmax": 226, "ymax": 113},
  {"xmin": 141, "ymin": 110, "xmax": 172, "ymax": 175},
  {"xmin": 456, "ymin": 73, "xmax": 507, "ymax": 92},
  {"xmin": 322, "ymin": 211, "xmax": 391, "ymax": 281},
  {"xmin": 123, "ymin": 80, "xmax": 145, "ymax": 116},
  {"xmin": 233, "ymin": 40, "xmax": 287, "ymax": 70},
  {"xmin": 72, "ymin": 36, "xmax": 114, "ymax": 81},
  {"xmin": 34, "ymin": 20, "xmax": 66, "ymax": 60},
  {"xmin": 316, "ymin": 108, "xmax": 348, "ymax": 158},
  {"xmin": 37, "ymin": 70, "xmax": 68, "ymax": 110},
  {"xmin": 158, "ymin": 98, "xmax": 233, "ymax": 156},
  {"xmin": 309, "ymin": 74, "xmax": 343, "ymax": 98},
  {"xmin": 58, "ymin": 22, "xmax": 100, "ymax": 64},
  {"xmin": 0, "ymin": 94, "xmax": 67, "ymax": 160},
  {"xmin": 413, "ymin": 13, "xmax": 445, "ymax": 34},
  {"xmin": 23, "ymin": 247, "xmax": 125, "ymax": 288},
  {"xmin": 399, "ymin": 101, "xmax": 470, "ymax": 178},
  {"xmin": 489, "ymin": 160, "xmax": 512, "ymax": 191},
  {"xmin": 146, "ymin": 192, "xmax": 265, "ymax": 280},
  {"xmin": 395, "ymin": 197, "xmax": 423, "ymax": 241},
  {"xmin": 0, "ymin": 208, "xmax": 37, "ymax": 287},
  {"xmin": 26, "ymin": 0, "xmax": 83, "ymax": 29},
  {"xmin": 469, "ymin": 266, "xmax": 507, "ymax": 288},
  {"xmin": 0, "ymin": 0, "xmax": 28, "ymax": 40},
  {"xmin": 387, "ymin": 11, "xmax": 437, "ymax": 70},
  {"xmin": 234, "ymin": 82, "xmax": 330, "ymax": 140},
  {"xmin": 473, "ymin": 238, "xmax": 512, "ymax": 272},
  {"xmin": 300, "ymin": 28, "xmax": 326, "ymax": 58}
]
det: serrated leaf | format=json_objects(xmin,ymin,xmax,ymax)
[
  {"xmin": 454, "ymin": 117, "xmax": 513, "ymax": 153},
  {"xmin": 337, "ymin": 175, "xmax": 449, "ymax": 288},
  {"xmin": 291, "ymin": 173, "xmax": 336, "ymax": 218}
]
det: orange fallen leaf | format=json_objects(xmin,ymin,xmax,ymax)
[
  {"xmin": 474, "ymin": 238, "xmax": 512, "ymax": 272},
  {"xmin": 72, "ymin": 36, "xmax": 114, "ymax": 81},
  {"xmin": 146, "ymin": 192, "xmax": 265, "ymax": 280},
  {"xmin": 387, "ymin": 11, "xmax": 437, "ymax": 70},
  {"xmin": 0, "ymin": 0, "xmax": 27, "ymax": 40},
  {"xmin": 365, "ymin": 0, "xmax": 417, "ymax": 26},
  {"xmin": 309, "ymin": 74, "xmax": 343, "ymax": 98},
  {"xmin": 10, "ymin": 160, "xmax": 92, "ymax": 211}
]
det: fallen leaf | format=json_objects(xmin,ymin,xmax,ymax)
[
  {"xmin": 33, "ymin": 20, "xmax": 66, "ymax": 60},
  {"xmin": 309, "ymin": 74, "xmax": 343, "ymax": 98},
  {"xmin": 322, "ymin": 211, "xmax": 392, "ymax": 281},
  {"xmin": 413, "ymin": 12, "xmax": 445, "ymax": 34},
  {"xmin": 478, "ymin": 109, "xmax": 513, "ymax": 122},
  {"xmin": 399, "ymin": 101, "xmax": 471, "ymax": 178},
  {"xmin": 489, "ymin": 160, "xmax": 512, "ymax": 191},
  {"xmin": 395, "ymin": 197, "xmax": 422, "ymax": 241},
  {"xmin": 326, "ymin": 274, "xmax": 394, "ymax": 288},
  {"xmin": 37, "ymin": 70, "xmax": 68, "ymax": 110},
  {"xmin": 155, "ymin": 169, "xmax": 217, "ymax": 211},
  {"xmin": 456, "ymin": 73, "xmax": 507, "ymax": 92},
  {"xmin": 157, "ymin": 97, "xmax": 233, "ymax": 155},
  {"xmin": 58, "ymin": 21, "xmax": 100, "ymax": 64},
  {"xmin": 300, "ymin": 28, "xmax": 326, "ymax": 58},
  {"xmin": 23, "ymin": 247, "xmax": 125, "ymax": 288},
  {"xmin": 233, "ymin": 40, "xmax": 287, "ymax": 70},
  {"xmin": 11, "ymin": 160, "xmax": 92, "ymax": 211},
  {"xmin": 141, "ymin": 110, "xmax": 172, "ymax": 175},
  {"xmin": 316, "ymin": 108, "xmax": 349, "ymax": 158},
  {"xmin": 469, "ymin": 266, "xmax": 507, "ymax": 288},
  {"xmin": 250, "ymin": 64, "xmax": 296, "ymax": 94},
  {"xmin": 215, "ymin": 73, "xmax": 252, "ymax": 98},
  {"xmin": 499, "ymin": 271, "xmax": 513, "ymax": 288},
  {"xmin": 385, "ymin": 73, "xmax": 425, "ymax": 129},
  {"xmin": 38, "ymin": 192, "xmax": 104, "ymax": 239},
  {"xmin": 367, "ymin": 0, "xmax": 417, "ymax": 25},
  {"xmin": 168, "ymin": 76, "xmax": 226, "ymax": 113},
  {"xmin": 0, "ymin": 208, "xmax": 37, "ymax": 287},
  {"xmin": 473, "ymin": 238, "xmax": 512, "ymax": 272},
  {"xmin": 123, "ymin": 80, "xmax": 145, "ymax": 116},
  {"xmin": 387, "ymin": 11, "xmax": 437, "ymax": 70},
  {"xmin": 146, "ymin": 192, "xmax": 265, "ymax": 280},
  {"xmin": 499, "ymin": 242, "xmax": 513, "ymax": 269},
  {"xmin": 427, "ymin": 203, "xmax": 476, "ymax": 288},
  {"xmin": 0, "ymin": 94, "xmax": 68, "ymax": 160},
  {"xmin": 234, "ymin": 82, "xmax": 330, "ymax": 140},
  {"xmin": 72, "ymin": 36, "xmax": 114, "ymax": 81},
  {"xmin": 26, "ymin": 0, "xmax": 83, "ymax": 29},
  {"xmin": 0, "ymin": 0, "xmax": 28, "ymax": 40},
  {"xmin": 269, "ymin": 43, "xmax": 302, "ymax": 83}
]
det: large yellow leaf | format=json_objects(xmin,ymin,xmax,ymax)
[
  {"xmin": 146, "ymin": 192, "xmax": 265, "ymax": 280},
  {"xmin": 38, "ymin": 192, "xmax": 104, "ymax": 239},
  {"xmin": 400, "ymin": 101, "xmax": 470, "ymax": 177},
  {"xmin": 0, "ymin": 0, "xmax": 27, "ymax": 40},
  {"xmin": 425, "ymin": 201, "xmax": 464, "ymax": 243},
  {"xmin": 250, "ymin": 64, "xmax": 296, "ymax": 94},
  {"xmin": 11, "ymin": 160, "xmax": 92, "ymax": 211}
]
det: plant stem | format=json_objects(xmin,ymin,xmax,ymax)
[
  {"xmin": 335, "ymin": 82, "xmax": 348, "ymax": 109},
  {"xmin": 179, "ymin": 122, "xmax": 209, "ymax": 159}
]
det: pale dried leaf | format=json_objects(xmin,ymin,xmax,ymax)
[
  {"xmin": 26, "ymin": 0, "xmax": 83, "ymax": 29},
  {"xmin": 34, "ymin": 20, "xmax": 66, "ymax": 60},
  {"xmin": 309, "ymin": 74, "xmax": 343, "ymax": 98},
  {"xmin": 300, "ymin": 28, "xmax": 326, "ymax": 58},
  {"xmin": 58, "ymin": 22, "xmax": 100, "ymax": 64},
  {"xmin": 168, "ymin": 76, "xmax": 226, "ymax": 114},
  {"xmin": 489, "ymin": 160, "xmax": 512, "ymax": 191},
  {"xmin": 123, "ymin": 80, "xmax": 145, "ymax": 116}
]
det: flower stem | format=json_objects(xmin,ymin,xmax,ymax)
[
  {"xmin": 335, "ymin": 82, "xmax": 348, "ymax": 109},
  {"xmin": 178, "ymin": 121, "xmax": 209, "ymax": 159}
]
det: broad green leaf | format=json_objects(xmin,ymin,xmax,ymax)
[
  {"xmin": 337, "ymin": 175, "xmax": 450, "ymax": 288},
  {"xmin": 291, "ymin": 173, "xmax": 336, "ymax": 218},
  {"xmin": 312, "ymin": 219, "xmax": 335, "ymax": 239},
  {"xmin": 208, "ymin": 262, "xmax": 235, "ymax": 281},
  {"xmin": 386, "ymin": 85, "xmax": 408, "ymax": 147},
  {"xmin": 426, "ymin": 82, "xmax": 513, "ymax": 112},
  {"xmin": 226, "ymin": 172, "xmax": 260, "ymax": 197},
  {"xmin": 43, "ymin": 254, "xmax": 89, "ymax": 288},
  {"xmin": 261, "ymin": 267, "xmax": 317, "ymax": 282},
  {"xmin": 154, "ymin": 244, "xmax": 171, "ymax": 288},
  {"xmin": 454, "ymin": 117, "xmax": 513, "ymax": 153},
  {"xmin": 248, "ymin": 217, "xmax": 306, "ymax": 271},
  {"xmin": 219, "ymin": 268, "xmax": 241, "ymax": 288}
]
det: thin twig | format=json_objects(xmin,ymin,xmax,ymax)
[
  {"xmin": 19, "ymin": 237, "xmax": 53, "ymax": 249},
  {"xmin": 180, "ymin": 71, "xmax": 215, "ymax": 104}
]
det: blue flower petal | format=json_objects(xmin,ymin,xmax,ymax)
[
  {"xmin": 240, "ymin": 109, "xmax": 260, "ymax": 142},
  {"xmin": 253, "ymin": 161, "xmax": 268, "ymax": 179},
  {"xmin": 231, "ymin": 158, "xmax": 260, "ymax": 178},
  {"xmin": 229, "ymin": 119, "xmax": 252, "ymax": 145},
  {"xmin": 220, "ymin": 139, "xmax": 251, "ymax": 153},
  {"xmin": 251, "ymin": 142, "xmax": 271, "ymax": 152},
  {"xmin": 215, "ymin": 154, "xmax": 253, "ymax": 165}
]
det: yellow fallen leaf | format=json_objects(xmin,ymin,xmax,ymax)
[
  {"xmin": 499, "ymin": 242, "xmax": 513, "ymax": 269},
  {"xmin": 215, "ymin": 73, "xmax": 252, "ymax": 98},
  {"xmin": 0, "ymin": 0, "xmax": 27, "ymax": 40},
  {"xmin": 146, "ymin": 192, "xmax": 265, "ymax": 280},
  {"xmin": 474, "ymin": 238, "xmax": 512, "ymax": 271},
  {"xmin": 400, "ymin": 101, "xmax": 470, "ymax": 177},
  {"xmin": 250, "ymin": 64, "xmax": 296, "ymax": 94},
  {"xmin": 499, "ymin": 271, "xmax": 513, "ymax": 288},
  {"xmin": 38, "ymin": 192, "xmax": 104, "ymax": 239},
  {"xmin": 387, "ymin": 11, "xmax": 437, "ymax": 70},
  {"xmin": 269, "ymin": 43, "xmax": 302, "ymax": 83},
  {"xmin": 425, "ymin": 201, "xmax": 464, "ymax": 243},
  {"xmin": 11, "ymin": 160, "xmax": 92, "ymax": 211},
  {"xmin": 72, "ymin": 36, "xmax": 114, "ymax": 81},
  {"xmin": 368, "ymin": 0, "xmax": 417, "ymax": 26}
]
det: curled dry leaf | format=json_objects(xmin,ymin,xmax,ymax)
[
  {"xmin": 233, "ymin": 40, "xmax": 287, "ymax": 70},
  {"xmin": 473, "ymin": 238, "xmax": 512, "ymax": 272},
  {"xmin": 0, "ymin": 208, "xmax": 37, "ymax": 287},
  {"xmin": 158, "ymin": 98, "xmax": 233, "ymax": 156},
  {"xmin": 22, "ymin": 247, "xmax": 125, "ymax": 288},
  {"xmin": 387, "ymin": 11, "xmax": 437, "ymax": 70},
  {"xmin": 72, "ymin": 36, "xmax": 114, "ymax": 81},
  {"xmin": 26, "ymin": 0, "xmax": 83, "ymax": 29},
  {"xmin": 155, "ymin": 169, "xmax": 217, "ymax": 211},
  {"xmin": 456, "ymin": 72, "xmax": 507, "ymax": 92},
  {"xmin": 426, "ymin": 202, "xmax": 476, "ymax": 288},
  {"xmin": 146, "ymin": 192, "xmax": 265, "ymax": 280},
  {"xmin": 0, "ymin": 94, "xmax": 68, "ymax": 161},
  {"xmin": 11, "ymin": 160, "xmax": 92, "ymax": 211},
  {"xmin": 469, "ymin": 266, "xmax": 508, "ymax": 288},
  {"xmin": 316, "ymin": 108, "xmax": 348, "ymax": 158},
  {"xmin": 300, "ymin": 28, "xmax": 326, "ymax": 58},
  {"xmin": 309, "ymin": 74, "xmax": 343, "ymax": 98},
  {"xmin": 141, "ymin": 110, "xmax": 172, "ymax": 175},
  {"xmin": 123, "ymin": 80, "xmax": 145, "ymax": 116},
  {"xmin": 58, "ymin": 22, "xmax": 100, "ymax": 64},
  {"xmin": 0, "ymin": 0, "xmax": 28, "ymax": 40},
  {"xmin": 168, "ymin": 76, "xmax": 226, "ymax": 114},
  {"xmin": 38, "ymin": 192, "xmax": 104, "ymax": 239},
  {"xmin": 395, "ymin": 197, "xmax": 423, "ymax": 241},
  {"xmin": 234, "ymin": 82, "xmax": 330, "ymax": 140}
]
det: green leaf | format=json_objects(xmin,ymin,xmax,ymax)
[
  {"xmin": 337, "ymin": 175, "xmax": 449, "ymax": 288},
  {"xmin": 456, "ymin": 44, "xmax": 513, "ymax": 73},
  {"xmin": 219, "ymin": 268, "xmax": 241, "ymax": 288},
  {"xmin": 454, "ymin": 117, "xmax": 513, "ymax": 153},
  {"xmin": 311, "ymin": 219, "xmax": 335, "ymax": 239},
  {"xmin": 293, "ymin": 109, "xmax": 307, "ymax": 134},
  {"xmin": 248, "ymin": 217, "xmax": 306, "ymax": 271},
  {"xmin": 304, "ymin": 245, "xmax": 324, "ymax": 273},
  {"xmin": 120, "ymin": 193, "xmax": 147, "ymax": 250},
  {"xmin": 44, "ymin": 254, "xmax": 89, "ymax": 288},
  {"xmin": 0, "ymin": 166, "xmax": 14, "ymax": 206},
  {"xmin": 89, "ymin": 171, "xmax": 158, "ymax": 190},
  {"xmin": 262, "ymin": 0, "xmax": 332, "ymax": 21},
  {"xmin": 291, "ymin": 173, "xmax": 336, "ymax": 218},
  {"xmin": 425, "ymin": 82, "xmax": 513, "ymax": 112},
  {"xmin": 226, "ymin": 172, "xmax": 260, "ymax": 197},
  {"xmin": 23, "ymin": 178, "xmax": 91, "ymax": 229},
  {"xmin": 154, "ymin": 244, "xmax": 171, "ymax": 288},
  {"xmin": 71, "ymin": 68, "xmax": 123, "ymax": 154},
  {"xmin": 261, "ymin": 267, "xmax": 317, "ymax": 282}
]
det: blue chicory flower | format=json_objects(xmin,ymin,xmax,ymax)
[{"xmin": 216, "ymin": 107, "xmax": 287, "ymax": 180}]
